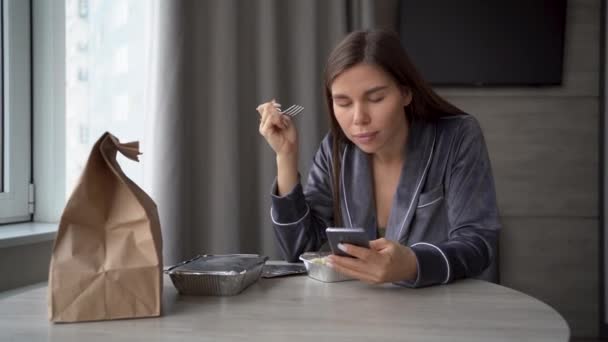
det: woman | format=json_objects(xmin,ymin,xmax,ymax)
[{"xmin": 256, "ymin": 30, "xmax": 500, "ymax": 288}]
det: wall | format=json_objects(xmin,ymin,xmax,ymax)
[
  {"xmin": 438, "ymin": 0, "xmax": 600, "ymax": 337},
  {"xmin": 0, "ymin": 241, "xmax": 53, "ymax": 292}
]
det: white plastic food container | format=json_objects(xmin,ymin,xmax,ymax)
[{"xmin": 299, "ymin": 252, "xmax": 354, "ymax": 282}]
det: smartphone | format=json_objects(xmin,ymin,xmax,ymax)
[{"xmin": 325, "ymin": 227, "xmax": 370, "ymax": 257}]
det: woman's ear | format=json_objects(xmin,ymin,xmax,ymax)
[{"xmin": 401, "ymin": 87, "xmax": 413, "ymax": 107}]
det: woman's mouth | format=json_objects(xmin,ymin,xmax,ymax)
[{"xmin": 352, "ymin": 131, "xmax": 378, "ymax": 145}]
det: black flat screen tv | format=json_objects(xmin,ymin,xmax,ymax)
[{"xmin": 398, "ymin": 0, "xmax": 567, "ymax": 86}]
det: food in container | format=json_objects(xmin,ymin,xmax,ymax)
[
  {"xmin": 165, "ymin": 254, "xmax": 268, "ymax": 296},
  {"xmin": 299, "ymin": 252, "xmax": 354, "ymax": 282}
]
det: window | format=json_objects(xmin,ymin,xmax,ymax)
[
  {"xmin": 0, "ymin": 0, "xmax": 32, "ymax": 224},
  {"xmin": 27, "ymin": 0, "xmax": 155, "ymax": 222},
  {"xmin": 26, "ymin": 0, "xmax": 155, "ymax": 222},
  {"xmin": 65, "ymin": 0, "xmax": 154, "ymax": 197}
]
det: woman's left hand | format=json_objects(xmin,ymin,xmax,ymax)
[{"xmin": 326, "ymin": 238, "xmax": 418, "ymax": 284}]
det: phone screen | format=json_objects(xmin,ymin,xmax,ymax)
[{"xmin": 325, "ymin": 227, "xmax": 370, "ymax": 257}]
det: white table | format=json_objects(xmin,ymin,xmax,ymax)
[{"xmin": 0, "ymin": 275, "xmax": 569, "ymax": 341}]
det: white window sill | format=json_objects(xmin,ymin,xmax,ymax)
[{"xmin": 0, "ymin": 222, "xmax": 57, "ymax": 248}]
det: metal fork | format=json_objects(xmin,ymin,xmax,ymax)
[{"xmin": 277, "ymin": 104, "xmax": 304, "ymax": 118}]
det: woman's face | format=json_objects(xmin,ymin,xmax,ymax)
[{"xmin": 330, "ymin": 63, "xmax": 412, "ymax": 155}]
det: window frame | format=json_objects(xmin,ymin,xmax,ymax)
[
  {"xmin": 0, "ymin": 0, "xmax": 32, "ymax": 224},
  {"xmin": 31, "ymin": 0, "xmax": 65, "ymax": 223}
]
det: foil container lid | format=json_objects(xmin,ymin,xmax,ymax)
[
  {"xmin": 165, "ymin": 254, "xmax": 268, "ymax": 276},
  {"xmin": 261, "ymin": 264, "xmax": 307, "ymax": 278}
]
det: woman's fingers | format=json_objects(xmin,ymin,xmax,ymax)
[
  {"xmin": 257, "ymin": 100, "xmax": 281, "ymax": 118},
  {"xmin": 327, "ymin": 254, "xmax": 382, "ymax": 284},
  {"xmin": 338, "ymin": 243, "xmax": 374, "ymax": 260},
  {"xmin": 327, "ymin": 242, "xmax": 399, "ymax": 283},
  {"xmin": 260, "ymin": 107, "xmax": 287, "ymax": 137},
  {"xmin": 328, "ymin": 254, "xmax": 365, "ymax": 270},
  {"xmin": 258, "ymin": 101, "xmax": 283, "ymax": 129},
  {"xmin": 325, "ymin": 239, "xmax": 417, "ymax": 284},
  {"xmin": 259, "ymin": 102, "xmax": 271, "ymax": 127},
  {"xmin": 327, "ymin": 260, "xmax": 379, "ymax": 284},
  {"xmin": 369, "ymin": 238, "xmax": 391, "ymax": 251}
]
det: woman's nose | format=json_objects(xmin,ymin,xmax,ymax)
[{"xmin": 353, "ymin": 104, "xmax": 371, "ymax": 126}]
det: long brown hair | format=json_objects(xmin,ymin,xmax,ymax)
[{"xmin": 323, "ymin": 30, "xmax": 464, "ymax": 226}]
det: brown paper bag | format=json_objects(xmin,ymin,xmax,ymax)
[{"xmin": 48, "ymin": 132, "xmax": 163, "ymax": 322}]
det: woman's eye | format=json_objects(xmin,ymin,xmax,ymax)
[
  {"xmin": 335, "ymin": 101, "xmax": 351, "ymax": 107},
  {"xmin": 369, "ymin": 97, "xmax": 384, "ymax": 103}
]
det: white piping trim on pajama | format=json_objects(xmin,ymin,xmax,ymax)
[
  {"xmin": 341, "ymin": 144, "xmax": 353, "ymax": 228},
  {"xmin": 417, "ymin": 196, "xmax": 443, "ymax": 208},
  {"xmin": 397, "ymin": 135, "xmax": 436, "ymax": 239},
  {"xmin": 411, "ymin": 242, "xmax": 451, "ymax": 284},
  {"xmin": 270, "ymin": 204, "xmax": 310, "ymax": 227}
]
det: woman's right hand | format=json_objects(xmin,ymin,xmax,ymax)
[{"xmin": 256, "ymin": 99, "xmax": 298, "ymax": 157}]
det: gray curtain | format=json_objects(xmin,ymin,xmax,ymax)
[{"xmin": 146, "ymin": 0, "xmax": 398, "ymax": 264}]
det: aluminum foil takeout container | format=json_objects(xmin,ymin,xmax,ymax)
[
  {"xmin": 299, "ymin": 252, "xmax": 354, "ymax": 283},
  {"xmin": 165, "ymin": 254, "xmax": 268, "ymax": 296}
]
